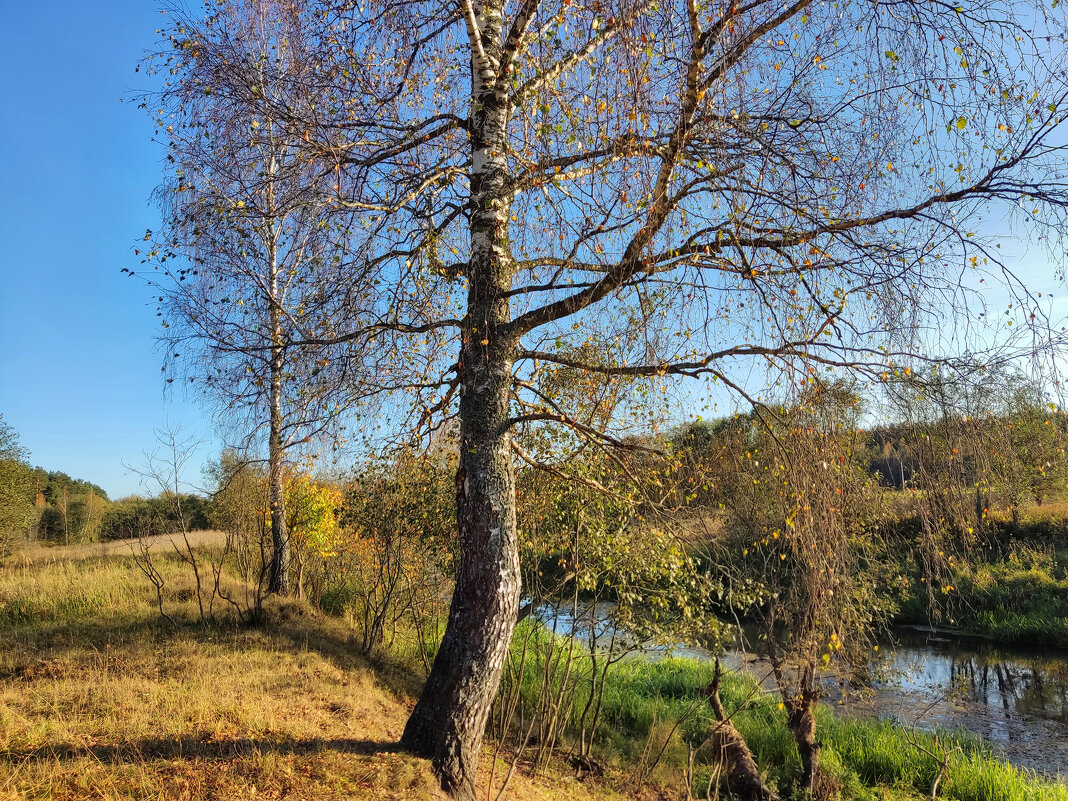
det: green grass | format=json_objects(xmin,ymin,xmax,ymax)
[
  {"xmin": 819, "ymin": 716, "xmax": 1068, "ymax": 801},
  {"xmin": 886, "ymin": 525, "xmax": 1068, "ymax": 648},
  {"xmin": 945, "ymin": 544, "xmax": 1068, "ymax": 647},
  {"xmin": 504, "ymin": 621, "xmax": 1068, "ymax": 801},
  {"xmin": 0, "ymin": 559, "xmax": 143, "ymax": 626},
  {"xmin": 868, "ymin": 492, "xmax": 1068, "ymax": 647}
]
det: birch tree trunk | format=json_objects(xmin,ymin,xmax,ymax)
[
  {"xmin": 266, "ymin": 227, "xmax": 290, "ymax": 596},
  {"xmin": 400, "ymin": 6, "xmax": 520, "ymax": 795}
]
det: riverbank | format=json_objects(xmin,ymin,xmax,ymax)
[
  {"xmin": 716, "ymin": 626, "xmax": 1068, "ymax": 780},
  {"xmin": 508, "ymin": 610, "xmax": 1068, "ymax": 800},
  {"xmin": 2, "ymin": 550, "xmax": 1064, "ymax": 801},
  {"xmin": 929, "ymin": 542, "xmax": 1068, "ymax": 648},
  {"xmin": 884, "ymin": 527, "xmax": 1068, "ymax": 653},
  {"xmin": 592, "ymin": 655, "xmax": 1068, "ymax": 799},
  {"xmin": 537, "ymin": 594, "xmax": 1068, "ymax": 783}
]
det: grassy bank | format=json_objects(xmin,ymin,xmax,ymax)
[
  {"xmin": 889, "ymin": 533, "xmax": 1068, "ymax": 649},
  {"xmin": 944, "ymin": 543, "xmax": 1068, "ymax": 648},
  {"xmin": 595, "ymin": 657, "xmax": 1067, "ymax": 800},
  {"xmin": 875, "ymin": 493, "xmax": 1068, "ymax": 649},
  {"xmin": 502, "ymin": 620, "xmax": 1068, "ymax": 801},
  {"xmin": 0, "ymin": 553, "xmax": 619, "ymax": 801}
]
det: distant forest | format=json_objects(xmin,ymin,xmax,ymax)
[{"xmin": 0, "ymin": 415, "xmax": 208, "ymax": 550}]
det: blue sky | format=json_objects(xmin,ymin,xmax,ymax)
[
  {"xmin": 0, "ymin": 2, "xmax": 216, "ymax": 498},
  {"xmin": 1, "ymin": 2, "xmax": 1066, "ymax": 500}
]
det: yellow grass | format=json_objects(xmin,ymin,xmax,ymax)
[
  {"xmin": 0, "ymin": 554, "xmax": 626, "ymax": 801},
  {"xmin": 7, "ymin": 530, "xmax": 228, "ymax": 568}
]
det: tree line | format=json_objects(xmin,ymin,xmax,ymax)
[{"xmin": 0, "ymin": 415, "xmax": 210, "ymax": 549}]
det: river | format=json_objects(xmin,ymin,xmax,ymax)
[{"xmin": 536, "ymin": 604, "xmax": 1068, "ymax": 778}]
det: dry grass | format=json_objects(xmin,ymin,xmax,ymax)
[
  {"xmin": 1015, "ymin": 496, "xmax": 1068, "ymax": 528},
  {"xmin": 7, "ymin": 530, "xmax": 229, "ymax": 568},
  {"xmin": 0, "ymin": 555, "xmax": 625, "ymax": 801}
]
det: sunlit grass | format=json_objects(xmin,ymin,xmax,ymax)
[
  {"xmin": 0, "ymin": 555, "xmax": 440, "ymax": 801},
  {"xmin": 947, "ymin": 542, "xmax": 1068, "ymax": 647},
  {"xmin": 0, "ymin": 554, "xmax": 627, "ymax": 801},
  {"xmin": 505, "ymin": 622, "xmax": 1068, "ymax": 801}
]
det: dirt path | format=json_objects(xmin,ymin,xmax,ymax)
[{"xmin": 6, "ymin": 529, "xmax": 228, "ymax": 566}]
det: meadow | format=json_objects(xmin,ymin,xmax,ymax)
[{"xmin": 0, "ymin": 545, "xmax": 1064, "ymax": 801}]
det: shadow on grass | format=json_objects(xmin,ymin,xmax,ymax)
[
  {"xmin": 266, "ymin": 613, "xmax": 429, "ymax": 701},
  {"xmin": 0, "ymin": 735, "xmax": 401, "ymax": 764},
  {"xmin": 0, "ymin": 598, "xmax": 428, "ymax": 703},
  {"xmin": 0, "ymin": 615, "xmax": 188, "ymax": 673}
]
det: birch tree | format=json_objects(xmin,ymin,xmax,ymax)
[
  {"xmin": 140, "ymin": 1, "xmax": 371, "ymax": 594},
  {"xmin": 157, "ymin": 0, "xmax": 1068, "ymax": 795}
]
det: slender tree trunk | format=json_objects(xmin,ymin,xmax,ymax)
[
  {"xmin": 401, "ymin": 23, "xmax": 518, "ymax": 796},
  {"xmin": 773, "ymin": 652, "xmax": 821, "ymax": 797},
  {"xmin": 266, "ymin": 356, "xmax": 289, "ymax": 595},
  {"xmin": 266, "ymin": 226, "xmax": 290, "ymax": 596}
]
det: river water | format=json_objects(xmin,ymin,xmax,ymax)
[
  {"xmin": 863, "ymin": 628, "xmax": 1067, "ymax": 776},
  {"xmin": 536, "ymin": 605, "xmax": 1068, "ymax": 778}
]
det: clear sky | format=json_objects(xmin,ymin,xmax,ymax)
[
  {"xmin": 1, "ymin": 2, "xmax": 1066, "ymax": 500},
  {"xmin": 0, "ymin": 2, "xmax": 216, "ymax": 498}
]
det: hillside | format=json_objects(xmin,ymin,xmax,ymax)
[{"xmin": 0, "ymin": 553, "xmax": 625, "ymax": 801}]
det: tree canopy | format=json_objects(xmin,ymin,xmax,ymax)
[{"xmin": 144, "ymin": 0, "xmax": 1068, "ymax": 796}]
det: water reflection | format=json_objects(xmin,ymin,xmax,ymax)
[
  {"xmin": 888, "ymin": 632, "xmax": 1068, "ymax": 725},
  {"xmin": 534, "ymin": 604, "xmax": 1068, "ymax": 777},
  {"xmin": 855, "ymin": 628, "xmax": 1068, "ymax": 775}
]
